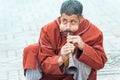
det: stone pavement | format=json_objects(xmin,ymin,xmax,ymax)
[{"xmin": 0, "ymin": 0, "xmax": 120, "ymax": 80}]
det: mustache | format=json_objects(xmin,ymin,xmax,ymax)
[{"xmin": 60, "ymin": 30, "xmax": 74, "ymax": 36}]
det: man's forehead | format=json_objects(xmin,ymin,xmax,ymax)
[{"xmin": 61, "ymin": 13, "xmax": 79, "ymax": 20}]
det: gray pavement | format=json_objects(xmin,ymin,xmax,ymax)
[{"xmin": 0, "ymin": 0, "xmax": 120, "ymax": 80}]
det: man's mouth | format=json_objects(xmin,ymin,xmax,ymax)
[{"xmin": 60, "ymin": 30, "xmax": 74, "ymax": 36}]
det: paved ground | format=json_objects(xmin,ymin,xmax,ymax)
[{"xmin": 0, "ymin": 0, "xmax": 120, "ymax": 80}]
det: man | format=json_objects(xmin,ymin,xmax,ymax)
[{"xmin": 23, "ymin": 0, "xmax": 107, "ymax": 80}]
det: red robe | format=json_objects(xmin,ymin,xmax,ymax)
[
  {"xmin": 38, "ymin": 17, "xmax": 107, "ymax": 80},
  {"xmin": 23, "ymin": 16, "xmax": 107, "ymax": 80}
]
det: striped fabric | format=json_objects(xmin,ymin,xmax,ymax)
[
  {"xmin": 66, "ymin": 54, "xmax": 92, "ymax": 80},
  {"xmin": 26, "ymin": 61, "xmax": 42, "ymax": 80}
]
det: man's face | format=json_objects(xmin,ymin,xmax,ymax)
[{"xmin": 60, "ymin": 13, "xmax": 80, "ymax": 35}]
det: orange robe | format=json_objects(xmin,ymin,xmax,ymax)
[{"xmin": 38, "ymin": 17, "xmax": 107, "ymax": 80}]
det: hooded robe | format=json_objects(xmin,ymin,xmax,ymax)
[{"xmin": 23, "ymin": 16, "xmax": 107, "ymax": 80}]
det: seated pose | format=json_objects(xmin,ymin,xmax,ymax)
[{"xmin": 23, "ymin": 0, "xmax": 107, "ymax": 80}]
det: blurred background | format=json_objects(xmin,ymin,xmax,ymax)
[{"xmin": 0, "ymin": 0, "xmax": 120, "ymax": 80}]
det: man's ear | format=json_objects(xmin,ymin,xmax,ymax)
[{"xmin": 79, "ymin": 15, "xmax": 84, "ymax": 22}]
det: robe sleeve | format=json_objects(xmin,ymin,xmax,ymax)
[
  {"xmin": 78, "ymin": 32, "xmax": 107, "ymax": 70},
  {"xmin": 38, "ymin": 27, "xmax": 64, "ymax": 75}
]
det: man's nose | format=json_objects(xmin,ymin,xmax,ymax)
[{"xmin": 66, "ymin": 23, "xmax": 71, "ymax": 29}]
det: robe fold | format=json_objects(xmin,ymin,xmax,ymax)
[{"xmin": 23, "ymin": 43, "xmax": 39, "ymax": 75}]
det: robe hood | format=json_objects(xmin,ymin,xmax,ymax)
[{"xmin": 55, "ymin": 16, "xmax": 91, "ymax": 36}]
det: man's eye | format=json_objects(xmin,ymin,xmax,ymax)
[
  {"xmin": 71, "ymin": 21, "xmax": 76, "ymax": 25},
  {"xmin": 62, "ymin": 19, "xmax": 67, "ymax": 24}
]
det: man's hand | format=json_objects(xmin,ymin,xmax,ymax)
[
  {"xmin": 61, "ymin": 42, "xmax": 75, "ymax": 60},
  {"xmin": 58, "ymin": 42, "xmax": 75, "ymax": 66},
  {"xmin": 67, "ymin": 35, "xmax": 84, "ymax": 50}
]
